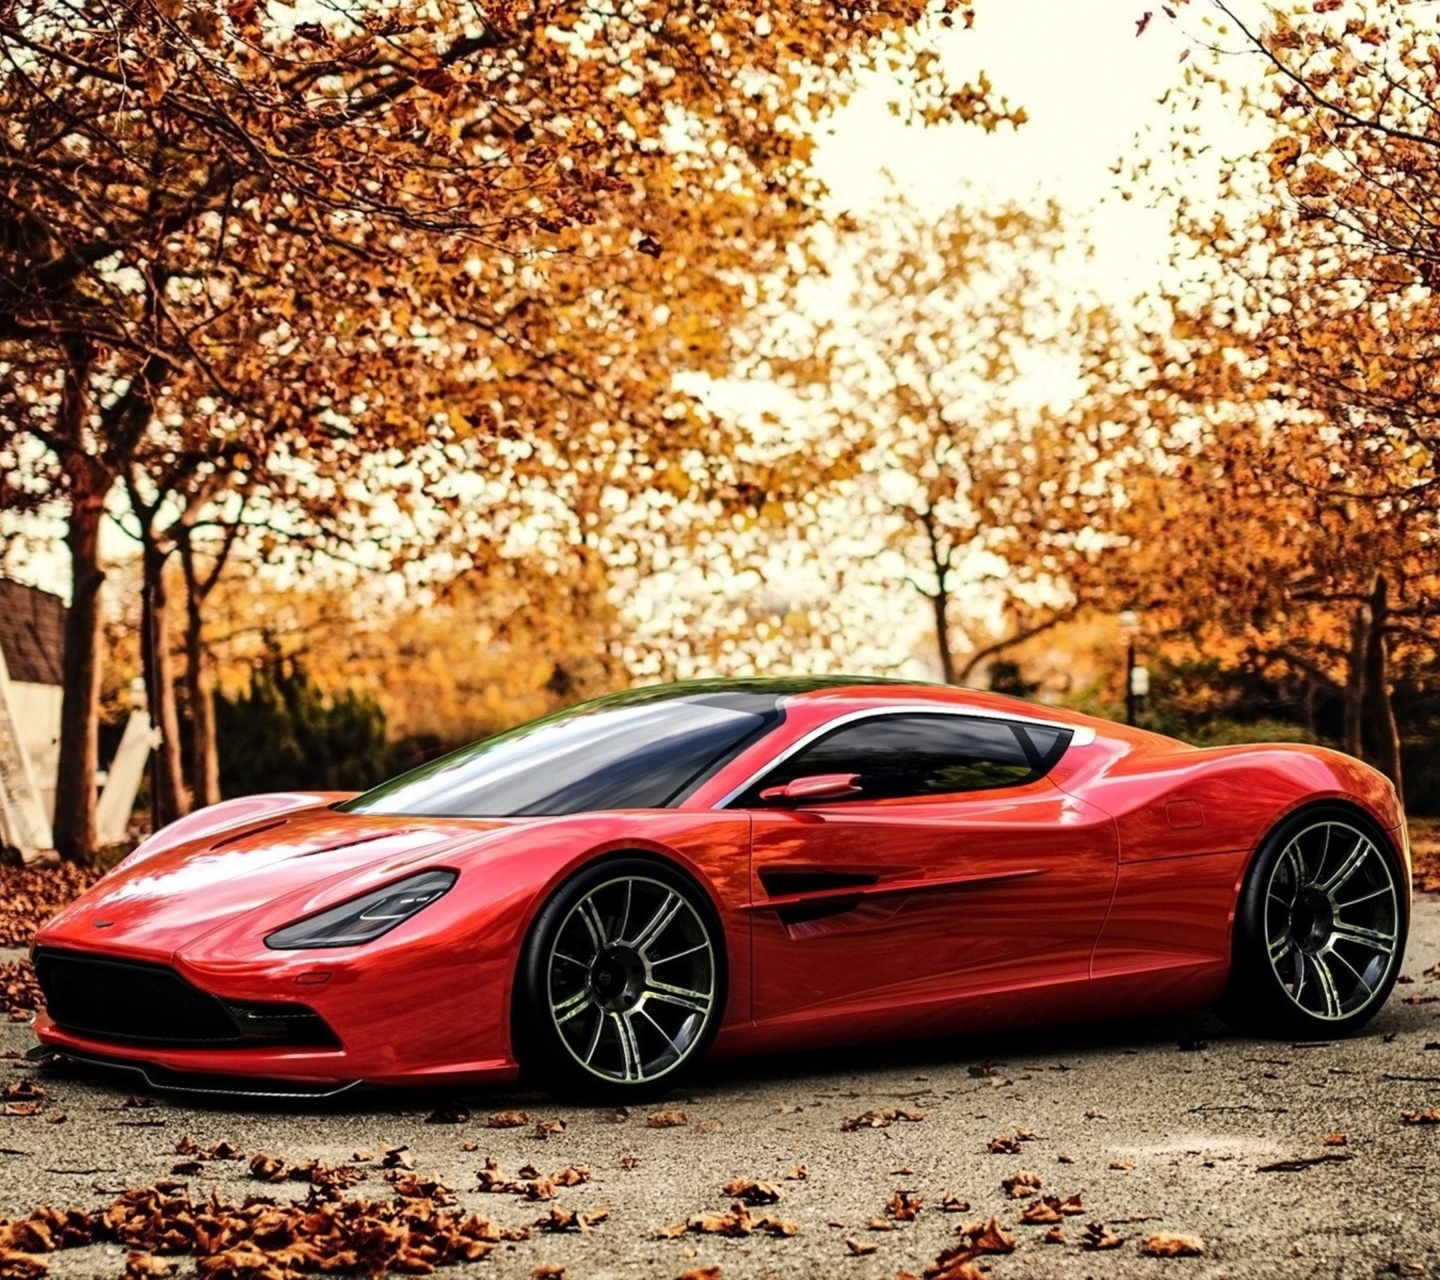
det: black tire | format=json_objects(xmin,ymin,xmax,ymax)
[
  {"xmin": 1219, "ymin": 804, "xmax": 1408, "ymax": 1038},
  {"xmin": 513, "ymin": 856, "xmax": 727, "ymax": 1102}
]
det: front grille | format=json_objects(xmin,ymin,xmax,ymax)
[{"xmin": 33, "ymin": 947, "xmax": 339, "ymax": 1049}]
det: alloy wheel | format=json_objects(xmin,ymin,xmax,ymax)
[
  {"xmin": 545, "ymin": 875, "xmax": 717, "ymax": 1084},
  {"xmin": 1262, "ymin": 819, "xmax": 1401, "ymax": 1021}
]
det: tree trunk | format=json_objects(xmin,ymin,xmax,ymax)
[
  {"xmin": 140, "ymin": 541, "xmax": 189, "ymax": 828},
  {"xmin": 1363, "ymin": 573, "xmax": 1403, "ymax": 804},
  {"xmin": 179, "ymin": 554, "xmax": 221, "ymax": 809},
  {"xmin": 52, "ymin": 463, "xmax": 106, "ymax": 864},
  {"xmin": 1342, "ymin": 598, "xmax": 1369, "ymax": 760},
  {"xmin": 931, "ymin": 585, "xmax": 957, "ymax": 685}
]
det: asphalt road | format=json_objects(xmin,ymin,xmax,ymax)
[{"xmin": 2, "ymin": 898, "xmax": 1438, "ymax": 1280}]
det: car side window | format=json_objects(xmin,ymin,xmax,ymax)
[{"xmin": 734, "ymin": 713, "xmax": 1072, "ymax": 806}]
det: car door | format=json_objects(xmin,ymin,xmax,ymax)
[{"xmin": 731, "ymin": 711, "xmax": 1119, "ymax": 1032}]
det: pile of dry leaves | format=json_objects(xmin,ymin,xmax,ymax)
[
  {"xmin": 0, "ymin": 865, "xmax": 99, "ymax": 948},
  {"xmin": 0, "ymin": 961, "xmax": 42, "ymax": 1020},
  {"xmin": 0, "ymin": 1179, "xmax": 531, "ymax": 1279}
]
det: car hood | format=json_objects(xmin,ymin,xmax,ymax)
[{"xmin": 37, "ymin": 803, "xmax": 521, "ymax": 960}]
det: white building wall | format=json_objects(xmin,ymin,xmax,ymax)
[{"xmin": 10, "ymin": 681, "xmax": 62, "ymax": 824}]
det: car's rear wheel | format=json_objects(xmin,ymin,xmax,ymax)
[
  {"xmin": 1221, "ymin": 805, "xmax": 1407, "ymax": 1037},
  {"xmin": 515, "ymin": 857, "xmax": 725, "ymax": 1101}
]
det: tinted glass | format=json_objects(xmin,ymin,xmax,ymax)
[
  {"xmin": 735, "ymin": 713, "xmax": 1072, "ymax": 806},
  {"xmin": 342, "ymin": 693, "xmax": 779, "ymax": 817}
]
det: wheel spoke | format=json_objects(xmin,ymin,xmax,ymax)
[
  {"xmin": 645, "ymin": 979, "xmax": 712, "ymax": 1014},
  {"xmin": 1325, "ymin": 945, "xmax": 1373, "ymax": 996},
  {"xmin": 638, "ymin": 1005, "xmax": 681, "ymax": 1057},
  {"xmin": 553, "ymin": 987, "xmax": 591, "ymax": 1024},
  {"xmin": 1335, "ymin": 885, "xmax": 1391, "ymax": 911},
  {"xmin": 1269, "ymin": 933, "xmax": 1295, "ymax": 965},
  {"xmin": 649, "ymin": 941, "xmax": 709, "ymax": 966},
  {"xmin": 1309, "ymin": 952, "xmax": 1344, "ymax": 1019},
  {"xmin": 613, "ymin": 1011, "xmax": 643, "ymax": 1082},
  {"xmin": 581, "ymin": 1008, "xmax": 604, "ymax": 1065},
  {"xmin": 1282, "ymin": 839, "xmax": 1306, "ymax": 890},
  {"xmin": 1331, "ymin": 921, "xmax": 1396, "ymax": 952},
  {"xmin": 1318, "ymin": 833, "xmax": 1371, "ymax": 896},
  {"xmin": 629, "ymin": 891, "xmax": 682, "ymax": 954},
  {"xmin": 579, "ymin": 898, "xmax": 609, "ymax": 949}
]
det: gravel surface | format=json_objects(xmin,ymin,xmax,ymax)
[{"xmin": 2, "ymin": 898, "xmax": 1438, "ymax": 1280}]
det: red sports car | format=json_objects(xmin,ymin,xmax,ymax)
[{"xmin": 31, "ymin": 678, "xmax": 1410, "ymax": 1100}]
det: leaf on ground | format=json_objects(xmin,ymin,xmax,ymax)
[
  {"xmin": 535, "ymin": 1205, "xmax": 607, "ymax": 1233},
  {"xmin": 675, "ymin": 1269, "xmax": 722, "ymax": 1280},
  {"xmin": 783, "ymin": 1164, "xmax": 807, "ymax": 1180},
  {"xmin": 1109, "ymin": 1159, "xmax": 1135, "ymax": 1170},
  {"xmin": 534, "ymin": 1119, "xmax": 566, "ymax": 1140},
  {"xmin": 1141, "ymin": 1232, "xmax": 1206, "ymax": 1257},
  {"xmin": 722, "ymin": 1179, "xmax": 781, "ymax": 1205},
  {"xmin": 124, "ymin": 1254, "xmax": 177, "ymax": 1279},
  {"xmin": 957, "ymin": 1216, "xmax": 1016, "ymax": 1254},
  {"xmin": 531, "ymin": 1266, "xmax": 565, "ymax": 1279},
  {"xmin": 380, "ymin": 1145, "xmax": 415, "ymax": 1170},
  {"xmin": 1043, "ymin": 1224, "xmax": 1066, "ymax": 1244},
  {"xmin": 920, "ymin": 1244, "xmax": 988, "ymax": 1279},
  {"xmin": 552, "ymin": 1166, "xmax": 590, "ymax": 1187},
  {"xmin": 1082, "ymin": 1221, "xmax": 1125, "ymax": 1250},
  {"xmin": 647, "ymin": 1110, "xmax": 688, "ymax": 1129},
  {"xmin": 841, "ymin": 1107, "xmax": 924, "ymax": 1132},
  {"xmin": 939, "ymin": 1192, "xmax": 971, "ymax": 1213},
  {"xmin": 846, "ymin": 1238, "xmax": 877, "ymax": 1255},
  {"xmin": 1000, "ymin": 1170, "xmax": 1041, "ymax": 1198},
  {"xmin": 662, "ymin": 1203, "xmax": 797, "ymax": 1239},
  {"xmin": 1019, "ymin": 1197, "xmax": 1064, "ymax": 1224},
  {"xmin": 1401, "ymin": 1109, "xmax": 1440, "ymax": 1125},
  {"xmin": 885, "ymin": 1190, "xmax": 922, "ymax": 1221},
  {"xmin": 621, "ymin": 1155, "xmax": 641, "ymax": 1170},
  {"xmin": 488, "ymin": 1110, "xmax": 529, "ymax": 1129},
  {"xmin": 865, "ymin": 1217, "xmax": 894, "ymax": 1231},
  {"xmin": 425, "ymin": 1106, "xmax": 470, "ymax": 1125}
]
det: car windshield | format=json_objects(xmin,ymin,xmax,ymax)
[{"xmin": 338, "ymin": 688, "xmax": 785, "ymax": 817}]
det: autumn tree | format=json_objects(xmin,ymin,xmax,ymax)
[
  {"xmin": 759, "ymin": 193, "xmax": 1119, "ymax": 684},
  {"xmin": 1108, "ymin": 0, "xmax": 1440, "ymax": 794},
  {"xmin": 1, "ymin": 0, "xmax": 1023, "ymax": 858}
]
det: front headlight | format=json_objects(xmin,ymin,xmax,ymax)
[{"xmin": 265, "ymin": 870, "xmax": 457, "ymax": 950}]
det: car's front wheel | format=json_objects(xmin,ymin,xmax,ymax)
[
  {"xmin": 515, "ymin": 857, "xmax": 725, "ymax": 1101},
  {"xmin": 1221, "ymin": 805, "xmax": 1407, "ymax": 1037}
]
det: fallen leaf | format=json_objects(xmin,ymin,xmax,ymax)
[
  {"xmin": 939, "ymin": 1192, "xmax": 971, "ymax": 1213},
  {"xmin": 886, "ymin": 1190, "xmax": 922, "ymax": 1222},
  {"xmin": 1043, "ymin": 1224, "xmax": 1066, "ymax": 1244},
  {"xmin": 1109, "ymin": 1159, "xmax": 1135, "ymax": 1170},
  {"xmin": 841, "ymin": 1107, "xmax": 924, "ymax": 1131},
  {"xmin": 783, "ymin": 1164, "xmax": 808, "ymax": 1180},
  {"xmin": 1000, "ymin": 1170, "xmax": 1041, "ymax": 1198},
  {"xmin": 647, "ymin": 1110, "xmax": 688, "ymax": 1128},
  {"xmin": 534, "ymin": 1119, "xmax": 566, "ymax": 1140},
  {"xmin": 1141, "ymin": 1232, "xmax": 1206, "ymax": 1257},
  {"xmin": 958, "ymin": 1216, "xmax": 1016, "ymax": 1255},
  {"xmin": 1019, "ymin": 1197, "xmax": 1064, "ymax": 1225},
  {"xmin": 488, "ymin": 1111, "xmax": 529, "ymax": 1129},
  {"xmin": 846, "ymin": 1238, "xmax": 877, "ymax": 1255},
  {"xmin": 1323, "ymin": 1133, "xmax": 1347, "ymax": 1146},
  {"xmin": 722, "ymin": 1179, "xmax": 781, "ymax": 1205},
  {"xmin": 1401, "ymin": 1109, "xmax": 1440, "ymax": 1125},
  {"xmin": 1082, "ymin": 1221, "xmax": 1125, "ymax": 1250},
  {"xmin": 531, "ymin": 1266, "xmax": 566, "ymax": 1279}
]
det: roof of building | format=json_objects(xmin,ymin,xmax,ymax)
[{"xmin": 0, "ymin": 578, "xmax": 66, "ymax": 686}]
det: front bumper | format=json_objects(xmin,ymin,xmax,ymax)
[{"xmin": 30, "ymin": 930, "xmax": 522, "ymax": 1091}]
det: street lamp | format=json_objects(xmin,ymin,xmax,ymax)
[{"xmin": 1119, "ymin": 609, "xmax": 1144, "ymax": 726}]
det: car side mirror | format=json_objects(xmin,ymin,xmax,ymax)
[{"xmin": 759, "ymin": 773, "xmax": 862, "ymax": 804}]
